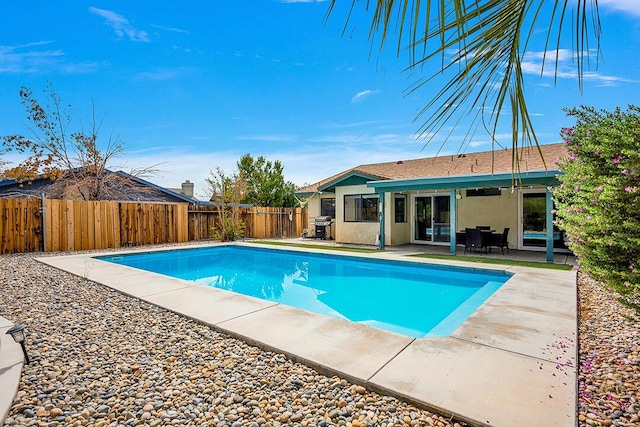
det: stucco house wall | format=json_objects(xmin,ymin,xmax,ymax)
[
  {"xmin": 386, "ymin": 192, "xmax": 411, "ymax": 246},
  {"xmin": 305, "ymin": 194, "xmax": 321, "ymax": 232},
  {"xmin": 304, "ymin": 194, "xmax": 336, "ymax": 239},
  {"xmin": 456, "ymin": 188, "xmax": 521, "ymax": 250},
  {"xmin": 306, "ymin": 190, "xmax": 402, "ymax": 245},
  {"xmin": 334, "ymin": 184, "xmax": 378, "ymax": 245},
  {"xmin": 305, "ymin": 186, "xmax": 550, "ymax": 251}
]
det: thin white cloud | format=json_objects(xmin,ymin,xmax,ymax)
[
  {"xmin": 13, "ymin": 41, "xmax": 55, "ymax": 49},
  {"xmin": 236, "ymin": 135, "xmax": 298, "ymax": 142},
  {"xmin": 599, "ymin": 0, "xmax": 640, "ymax": 16},
  {"xmin": 0, "ymin": 42, "xmax": 100, "ymax": 74},
  {"xmin": 89, "ymin": 7, "xmax": 150, "ymax": 42},
  {"xmin": 322, "ymin": 120, "xmax": 381, "ymax": 129},
  {"xmin": 0, "ymin": 45, "xmax": 64, "ymax": 73},
  {"xmin": 59, "ymin": 61, "xmax": 103, "ymax": 74},
  {"xmin": 307, "ymin": 130, "xmax": 409, "ymax": 151},
  {"xmin": 133, "ymin": 68, "xmax": 180, "ymax": 81},
  {"xmin": 583, "ymin": 72, "xmax": 640, "ymax": 87},
  {"xmin": 524, "ymin": 49, "xmax": 574, "ymax": 63},
  {"xmin": 351, "ymin": 89, "xmax": 380, "ymax": 103},
  {"xmin": 521, "ymin": 49, "xmax": 639, "ymax": 86},
  {"xmin": 150, "ymin": 24, "xmax": 189, "ymax": 34},
  {"xmin": 118, "ymin": 127, "xmax": 429, "ymax": 190}
]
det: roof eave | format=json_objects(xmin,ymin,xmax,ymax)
[
  {"xmin": 367, "ymin": 170, "xmax": 562, "ymax": 192},
  {"xmin": 294, "ymin": 191, "xmax": 318, "ymax": 197},
  {"xmin": 318, "ymin": 172, "xmax": 386, "ymax": 192}
]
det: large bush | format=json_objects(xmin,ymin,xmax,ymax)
[
  {"xmin": 554, "ymin": 105, "xmax": 640, "ymax": 307},
  {"xmin": 206, "ymin": 167, "xmax": 246, "ymax": 242}
]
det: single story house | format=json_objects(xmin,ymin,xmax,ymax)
[
  {"xmin": 296, "ymin": 143, "xmax": 568, "ymax": 262},
  {"xmin": 0, "ymin": 170, "xmax": 202, "ymax": 205}
]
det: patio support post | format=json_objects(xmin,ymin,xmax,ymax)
[
  {"xmin": 450, "ymin": 189, "xmax": 457, "ymax": 255},
  {"xmin": 546, "ymin": 188, "xmax": 554, "ymax": 262},
  {"xmin": 378, "ymin": 192, "xmax": 385, "ymax": 250}
]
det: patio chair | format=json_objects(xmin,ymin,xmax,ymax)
[
  {"xmin": 464, "ymin": 228, "xmax": 486, "ymax": 254},
  {"xmin": 490, "ymin": 227, "xmax": 510, "ymax": 255}
]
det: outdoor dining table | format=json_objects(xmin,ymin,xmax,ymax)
[
  {"xmin": 456, "ymin": 229, "xmax": 496, "ymax": 238},
  {"xmin": 456, "ymin": 228, "xmax": 498, "ymax": 251}
]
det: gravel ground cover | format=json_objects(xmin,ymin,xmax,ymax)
[
  {"xmin": 1, "ymin": 246, "xmax": 638, "ymax": 427},
  {"xmin": 0, "ymin": 251, "xmax": 461, "ymax": 427},
  {"xmin": 577, "ymin": 276, "xmax": 640, "ymax": 426}
]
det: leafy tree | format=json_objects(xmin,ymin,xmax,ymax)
[
  {"xmin": 205, "ymin": 167, "xmax": 246, "ymax": 242},
  {"xmin": 554, "ymin": 105, "xmax": 640, "ymax": 309},
  {"xmin": 237, "ymin": 154, "xmax": 298, "ymax": 207},
  {"xmin": 1, "ymin": 84, "xmax": 157, "ymax": 200},
  {"xmin": 328, "ymin": 1, "xmax": 600, "ymax": 167}
]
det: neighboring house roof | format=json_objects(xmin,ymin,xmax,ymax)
[
  {"xmin": 296, "ymin": 143, "xmax": 567, "ymax": 195},
  {"xmin": 113, "ymin": 172, "xmax": 201, "ymax": 204},
  {"xmin": 0, "ymin": 169, "xmax": 199, "ymax": 204},
  {"xmin": 166, "ymin": 180, "xmax": 199, "ymax": 202},
  {"xmin": 166, "ymin": 187, "xmax": 198, "ymax": 201}
]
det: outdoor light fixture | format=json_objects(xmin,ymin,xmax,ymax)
[{"xmin": 6, "ymin": 324, "xmax": 30, "ymax": 365}]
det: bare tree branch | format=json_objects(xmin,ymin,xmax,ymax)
[{"xmin": 1, "ymin": 84, "xmax": 159, "ymax": 201}]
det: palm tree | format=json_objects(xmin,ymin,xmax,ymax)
[{"xmin": 327, "ymin": 0, "xmax": 601, "ymax": 171}]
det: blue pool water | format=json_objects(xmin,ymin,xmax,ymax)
[{"xmin": 97, "ymin": 245, "xmax": 511, "ymax": 338}]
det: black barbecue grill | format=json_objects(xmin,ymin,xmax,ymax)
[{"xmin": 313, "ymin": 216, "xmax": 333, "ymax": 239}]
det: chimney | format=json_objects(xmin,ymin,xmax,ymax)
[{"xmin": 181, "ymin": 180, "xmax": 194, "ymax": 197}]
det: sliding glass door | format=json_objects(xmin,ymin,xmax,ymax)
[
  {"xmin": 412, "ymin": 194, "xmax": 450, "ymax": 244},
  {"xmin": 519, "ymin": 190, "xmax": 568, "ymax": 250}
]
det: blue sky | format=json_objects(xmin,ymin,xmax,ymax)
[{"xmin": 1, "ymin": 1, "xmax": 639, "ymax": 198}]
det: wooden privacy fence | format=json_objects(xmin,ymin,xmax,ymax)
[
  {"xmin": 187, "ymin": 206, "xmax": 308, "ymax": 241},
  {"xmin": 0, "ymin": 197, "xmax": 43, "ymax": 253},
  {"xmin": 0, "ymin": 198, "xmax": 188, "ymax": 253},
  {"xmin": 1, "ymin": 197, "xmax": 307, "ymax": 254},
  {"xmin": 243, "ymin": 207, "xmax": 307, "ymax": 239}
]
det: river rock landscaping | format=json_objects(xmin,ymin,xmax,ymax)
[
  {"xmin": 577, "ymin": 275, "xmax": 640, "ymax": 426},
  {"xmin": 0, "ymin": 251, "xmax": 461, "ymax": 427},
  {"xmin": 1, "ymin": 247, "xmax": 638, "ymax": 427}
]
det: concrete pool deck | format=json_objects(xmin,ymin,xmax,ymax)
[{"xmin": 36, "ymin": 242, "xmax": 578, "ymax": 427}]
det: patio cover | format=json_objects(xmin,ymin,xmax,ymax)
[{"xmin": 367, "ymin": 170, "xmax": 561, "ymax": 262}]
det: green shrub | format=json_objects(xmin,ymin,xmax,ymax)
[
  {"xmin": 554, "ymin": 105, "xmax": 640, "ymax": 309},
  {"xmin": 206, "ymin": 167, "xmax": 246, "ymax": 242},
  {"xmin": 210, "ymin": 214, "xmax": 245, "ymax": 242}
]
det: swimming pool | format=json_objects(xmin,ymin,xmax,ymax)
[{"xmin": 97, "ymin": 245, "xmax": 511, "ymax": 338}]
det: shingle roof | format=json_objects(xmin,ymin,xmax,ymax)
[
  {"xmin": 297, "ymin": 143, "xmax": 567, "ymax": 194},
  {"xmin": 0, "ymin": 169, "xmax": 200, "ymax": 204}
]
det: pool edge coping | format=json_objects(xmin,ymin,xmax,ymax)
[{"xmin": 34, "ymin": 241, "xmax": 577, "ymax": 427}]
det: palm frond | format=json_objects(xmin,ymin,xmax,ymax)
[{"xmin": 328, "ymin": 0, "xmax": 600, "ymax": 169}]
